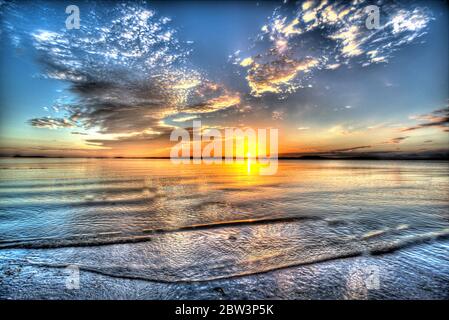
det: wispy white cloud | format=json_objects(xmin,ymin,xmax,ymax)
[
  {"xmin": 234, "ymin": 0, "xmax": 432, "ymax": 97},
  {"xmin": 171, "ymin": 115, "xmax": 199, "ymax": 123}
]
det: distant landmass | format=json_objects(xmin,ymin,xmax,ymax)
[{"xmin": 4, "ymin": 152, "xmax": 449, "ymax": 160}]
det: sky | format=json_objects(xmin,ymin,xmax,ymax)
[{"xmin": 0, "ymin": 0, "xmax": 448, "ymax": 158}]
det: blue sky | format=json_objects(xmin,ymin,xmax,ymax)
[{"xmin": 0, "ymin": 0, "xmax": 448, "ymax": 157}]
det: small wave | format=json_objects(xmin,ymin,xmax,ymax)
[
  {"xmin": 0, "ymin": 178, "xmax": 143, "ymax": 189},
  {"xmin": 5, "ymin": 249, "xmax": 365, "ymax": 284},
  {"xmin": 143, "ymin": 215, "xmax": 321, "ymax": 234},
  {"xmin": 0, "ymin": 215, "xmax": 321, "ymax": 249},
  {"xmin": 11, "ymin": 230, "xmax": 449, "ymax": 284},
  {"xmin": 361, "ymin": 229, "xmax": 388, "ymax": 239},
  {"xmin": 3, "ymin": 224, "xmax": 448, "ymax": 284},
  {"xmin": 0, "ymin": 235, "xmax": 154, "ymax": 249},
  {"xmin": 370, "ymin": 228, "xmax": 449, "ymax": 255}
]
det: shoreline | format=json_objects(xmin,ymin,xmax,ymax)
[{"xmin": 1, "ymin": 239, "xmax": 448, "ymax": 300}]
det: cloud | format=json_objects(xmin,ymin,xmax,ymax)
[
  {"xmin": 402, "ymin": 107, "xmax": 449, "ymax": 132},
  {"xmin": 85, "ymin": 130, "xmax": 169, "ymax": 148},
  {"xmin": 234, "ymin": 0, "xmax": 432, "ymax": 97},
  {"xmin": 171, "ymin": 115, "xmax": 199, "ymax": 123},
  {"xmin": 272, "ymin": 110, "xmax": 285, "ymax": 120},
  {"xmin": 4, "ymin": 3, "xmax": 240, "ymax": 147},
  {"xmin": 330, "ymin": 145, "xmax": 372, "ymax": 153},
  {"xmin": 12, "ymin": 4, "xmax": 190, "ymax": 137},
  {"xmin": 243, "ymin": 55, "xmax": 319, "ymax": 96},
  {"xmin": 328, "ymin": 124, "xmax": 362, "ymax": 135},
  {"xmin": 28, "ymin": 117, "xmax": 74, "ymax": 129},
  {"xmin": 334, "ymin": 105, "xmax": 355, "ymax": 111},
  {"xmin": 386, "ymin": 136, "xmax": 409, "ymax": 144},
  {"xmin": 181, "ymin": 91, "xmax": 241, "ymax": 114},
  {"xmin": 238, "ymin": 105, "xmax": 253, "ymax": 113}
]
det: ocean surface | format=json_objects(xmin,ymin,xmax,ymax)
[{"xmin": 0, "ymin": 158, "xmax": 448, "ymax": 299}]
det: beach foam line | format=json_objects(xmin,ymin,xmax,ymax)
[
  {"xmin": 361, "ymin": 229, "xmax": 388, "ymax": 239},
  {"xmin": 370, "ymin": 228, "xmax": 449, "ymax": 255},
  {"xmin": 7, "ymin": 231, "xmax": 449, "ymax": 284},
  {"xmin": 0, "ymin": 235, "xmax": 152, "ymax": 249},
  {"xmin": 142, "ymin": 215, "xmax": 321, "ymax": 234},
  {"xmin": 0, "ymin": 231, "xmax": 123, "ymax": 244}
]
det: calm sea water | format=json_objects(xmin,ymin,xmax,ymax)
[{"xmin": 0, "ymin": 158, "xmax": 448, "ymax": 298}]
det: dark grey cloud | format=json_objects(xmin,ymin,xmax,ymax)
[
  {"xmin": 28, "ymin": 117, "xmax": 74, "ymax": 129},
  {"xmin": 402, "ymin": 107, "xmax": 449, "ymax": 132},
  {"xmin": 330, "ymin": 145, "xmax": 372, "ymax": 153},
  {"xmin": 386, "ymin": 136, "xmax": 409, "ymax": 144}
]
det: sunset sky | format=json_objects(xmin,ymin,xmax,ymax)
[{"xmin": 0, "ymin": 0, "xmax": 448, "ymax": 158}]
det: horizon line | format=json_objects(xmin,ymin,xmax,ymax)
[{"xmin": 1, "ymin": 155, "xmax": 448, "ymax": 161}]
